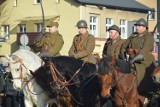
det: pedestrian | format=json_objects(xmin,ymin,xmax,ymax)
[
  {"xmin": 68, "ymin": 20, "xmax": 96, "ymax": 64},
  {"xmin": 34, "ymin": 22, "xmax": 64, "ymax": 57}
]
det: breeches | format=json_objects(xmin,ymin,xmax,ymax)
[{"xmin": 134, "ymin": 63, "xmax": 146, "ymax": 85}]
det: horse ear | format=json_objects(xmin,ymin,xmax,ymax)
[
  {"xmin": 3, "ymin": 55, "xmax": 10, "ymax": 61},
  {"xmin": 29, "ymin": 70, "xmax": 35, "ymax": 76},
  {"xmin": 11, "ymin": 55, "xmax": 19, "ymax": 61}
]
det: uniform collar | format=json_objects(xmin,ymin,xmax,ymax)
[
  {"xmin": 132, "ymin": 30, "xmax": 147, "ymax": 37},
  {"xmin": 138, "ymin": 30, "xmax": 147, "ymax": 37},
  {"xmin": 80, "ymin": 31, "xmax": 89, "ymax": 40},
  {"xmin": 50, "ymin": 31, "xmax": 59, "ymax": 35},
  {"xmin": 112, "ymin": 36, "xmax": 121, "ymax": 44}
]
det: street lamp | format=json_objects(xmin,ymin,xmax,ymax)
[{"xmin": 40, "ymin": 0, "xmax": 45, "ymax": 33}]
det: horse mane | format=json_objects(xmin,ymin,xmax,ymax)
[{"xmin": 99, "ymin": 56, "xmax": 114, "ymax": 75}]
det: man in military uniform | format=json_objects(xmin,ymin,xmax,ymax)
[
  {"xmin": 120, "ymin": 18, "xmax": 156, "ymax": 92},
  {"xmin": 34, "ymin": 22, "xmax": 64, "ymax": 57},
  {"xmin": 102, "ymin": 25, "xmax": 125, "ymax": 58},
  {"xmin": 68, "ymin": 20, "xmax": 96, "ymax": 64}
]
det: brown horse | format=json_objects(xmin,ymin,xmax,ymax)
[{"xmin": 98, "ymin": 56, "xmax": 144, "ymax": 107}]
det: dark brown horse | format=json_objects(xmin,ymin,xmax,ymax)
[
  {"xmin": 98, "ymin": 56, "xmax": 144, "ymax": 107},
  {"xmin": 31, "ymin": 56, "xmax": 103, "ymax": 107}
]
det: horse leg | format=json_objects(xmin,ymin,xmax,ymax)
[
  {"xmin": 24, "ymin": 97, "xmax": 34, "ymax": 107},
  {"xmin": 37, "ymin": 94, "xmax": 50, "ymax": 107}
]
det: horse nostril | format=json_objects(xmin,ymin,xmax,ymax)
[{"xmin": 152, "ymin": 76, "xmax": 155, "ymax": 81}]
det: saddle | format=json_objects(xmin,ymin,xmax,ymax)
[{"xmin": 115, "ymin": 59, "xmax": 131, "ymax": 73}]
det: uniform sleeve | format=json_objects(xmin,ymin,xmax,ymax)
[
  {"xmin": 114, "ymin": 40, "xmax": 125, "ymax": 58},
  {"xmin": 34, "ymin": 35, "xmax": 46, "ymax": 47},
  {"xmin": 74, "ymin": 36, "xmax": 95, "ymax": 58},
  {"xmin": 49, "ymin": 35, "xmax": 64, "ymax": 56},
  {"xmin": 120, "ymin": 37, "xmax": 131, "ymax": 53},
  {"xmin": 33, "ymin": 36, "xmax": 46, "ymax": 52},
  {"xmin": 68, "ymin": 37, "xmax": 77, "ymax": 57},
  {"xmin": 140, "ymin": 34, "xmax": 154, "ymax": 58}
]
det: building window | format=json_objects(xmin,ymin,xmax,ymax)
[
  {"xmin": 90, "ymin": 16, "xmax": 98, "ymax": 37},
  {"xmin": 19, "ymin": 24, "xmax": 26, "ymax": 33},
  {"xmin": 36, "ymin": 23, "xmax": 43, "ymax": 32},
  {"xmin": 34, "ymin": 0, "xmax": 41, "ymax": 4},
  {"xmin": 120, "ymin": 19, "xmax": 127, "ymax": 39},
  {"xmin": 106, "ymin": 18, "xmax": 113, "ymax": 38},
  {"xmin": 148, "ymin": 11, "xmax": 155, "ymax": 20},
  {"xmin": 14, "ymin": 0, "xmax": 17, "ymax": 6},
  {"xmin": 1, "ymin": 25, "xmax": 9, "ymax": 40}
]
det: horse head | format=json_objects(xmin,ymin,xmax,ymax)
[
  {"xmin": 9, "ymin": 49, "xmax": 42, "ymax": 90},
  {"xmin": 98, "ymin": 56, "xmax": 115, "ymax": 98},
  {"xmin": 152, "ymin": 65, "xmax": 160, "ymax": 84}
]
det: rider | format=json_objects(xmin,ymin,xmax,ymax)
[
  {"xmin": 34, "ymin": 22, "xmax": 64, "ymax": 57},
  {"xmin": 120, "ymin": 18, "xmax": 156, "ymax": 88},
  {"xmin": 68, "ymin": 20, "xmax": 96, "ymax": 64},
  {"xmin": 102, "ymin": 25, "xmax": 125, "ymax": 58}
]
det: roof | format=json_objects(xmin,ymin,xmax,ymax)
[
  {"xmin": 17, "ymin": 15, "xmax": 60, "ymax": 22},
  {"xmin": 76, "ymin": 0, "xmax": 154, "ymax": 13}
]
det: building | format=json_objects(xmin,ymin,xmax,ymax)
[{"xmin": 0, "ymin": 0, "xmax": 156, "ymax": 57}]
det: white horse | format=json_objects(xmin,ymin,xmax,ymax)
[{"xmin": 5, "ymin": 49, "xmax": 50, "ymax": 107}]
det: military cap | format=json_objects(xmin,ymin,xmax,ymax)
[
  {"xmin": 47, "ymin": 22, "xmax": 59, "ymax": 27},
  {"xmin": 134, "ymin": 18, "xmax": 148, "ymax": 28},
  {"xmin": 108, "ymin": 25, "xmax": 121, "ymax": 35},
  {"xmin": 76, "ymin": 20, "xmax": 88, "ymax": 28}
]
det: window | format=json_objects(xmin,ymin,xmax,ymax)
[
  {"xmin": 148, "ymin": 11, "xmax": 155, "ymax": 20},
  {"xmin": 106, "ymin": 18, "xmax": 113, "ymax": 38},
  {"xmin": 14, "ymin": 0, "xmax": 17, "ymax": 6},
  {"xmin": 19, "ymin": 24, "xmax": 26, "ymax": 33},
  {"xmin": 90, "ymin": 16, "xmax": 98, "ymax": 37},
  {"xmin": 1, "ymin": 25, "xmax": 9, "ymax": 40},
  {"xmin": 34, "ymin": 0, "xmax": 41, "ymax": 4},
  {"xmin": 120, "ymin": 19, "xmax": 127, "ymax": 39},
  {"xmin": 36, "ymin": 23, "xmax": 43, "ymax": 32}
]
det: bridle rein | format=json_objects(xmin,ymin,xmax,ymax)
[
  {"xmin": 11, "ymin": 56, "xmax": 44, "ymax": 95},
  {"xmin": 48, "ymin": 61, "xmax": 85, "ymax": 90}
]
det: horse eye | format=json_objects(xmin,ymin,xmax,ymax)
[{"xmin": 16, "ymin": 68, "xmax": 20, "ymax": 71}]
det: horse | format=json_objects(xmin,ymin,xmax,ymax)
[
  {"xmin": 98, "ymin": 56, "xmax": 144, "ymax": 107},
  {"xmin": 31, "ymin": 56, "xmax": 103, "ymax": 107},
  {"xmin": 4, "ymin": 49, "xmax": 50, "ymax": 107}
]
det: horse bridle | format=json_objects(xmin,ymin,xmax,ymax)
[
  {"xmin": 12, "ymin": 57, "xmax": 28, "ymax": 81},
  {"xmin": 48, "ymin": 61, "xmax": 85, "ymax": 90},
  {"xmin": 11, "ymin": 56, "xmax": 44, "ymax": 95}
]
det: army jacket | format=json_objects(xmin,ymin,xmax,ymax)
[
  {"xmin": 121, "ymin": 31, "xmax": 155, "ymax": 67},
  {"xmin": 35, "ymin": 31, "xmax": 64, "ymax": 57},
  {"xmin": 68, "ymin": 31, "xmax": 96, "ymax": 64},
  {"xmin": 103, "ymin": 36, "xmax": 125, "ymax": 59}
]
